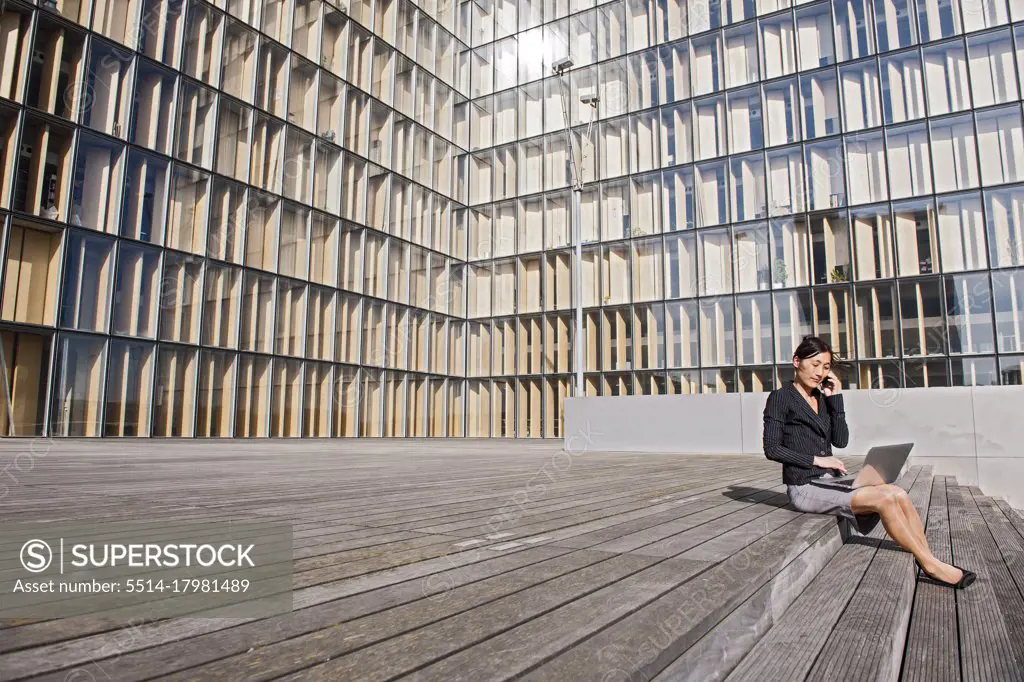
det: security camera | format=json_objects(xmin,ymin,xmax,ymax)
[
  {"xmin": 552, "ymin": 56, "xmax": 574, "ymax": 73},
  {"xmin": 579, "ymin": 89, "xmax": 599, "ymax": 106}
]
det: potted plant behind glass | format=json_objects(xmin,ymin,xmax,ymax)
[{"xmin": 773, "ymin": 258, "xmax": 788, "ymax": 286}]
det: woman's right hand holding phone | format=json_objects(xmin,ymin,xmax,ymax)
[{"xmin": 813, "ymin": 456, "xmax": 847, "ymax": 474}]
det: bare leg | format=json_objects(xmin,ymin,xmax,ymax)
[
  {"xmin": 852, "ymin": 484, "xmax": 963, "ymax": 584},
  {"xmin": 895, "ymin": 489, "xmax": 927, "ymax": 542}
]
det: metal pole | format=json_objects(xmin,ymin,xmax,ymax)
[
  {"xmin": 573, "ymin": 187, "xmax": 584, "ymax": 398},
  {"xmin": 556, "ymin": 70, "xmax": 587, "ymax": 398}
]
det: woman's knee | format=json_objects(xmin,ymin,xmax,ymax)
[
  {"xmin": 853, "ymin": 487, "xmax": 892, "ymax": 514},
  {"xmin": 853, "ymin": 484, "xmax": 902, "ymax": 514},
  {"xmin": 885, "ymin": 485, "xmax": 911, "ymax": 505}
]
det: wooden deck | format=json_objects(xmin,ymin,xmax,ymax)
[{"xmin": 0, "ymin": 439, "xmax": 1022, "ymax": 681}]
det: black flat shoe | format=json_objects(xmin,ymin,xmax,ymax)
[{"xmin": 915, "ymin": 559, "xmax": 977, "ymax": 589}]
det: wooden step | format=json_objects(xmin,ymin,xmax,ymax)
[
  {"xmin": 900, "ymin": 475, "xmax": 959, "ymax": 681},
  {"xmin": 725, "ymin": 466, "xmax": 928, "ymax": 682},
  {"xmin": 6, "ymin": 477, "xmax": 787, "ymax": 681},
  {"xmin": 0, "ymin": 470, "xmax": 775, "ymax": 661},
  {"xmin": 994, "ymin": 499, "xmax": 1024, "ymax": 541},
  {"xmin": 4, "ymin": 441, "xmax": 1021, "ymax": 682},
  {"xmin": 267, "ymin": 502, "xmax": 836, "ymax": 681},
  {"xmin": 461, "ymin": 512, "xmax": 839, "ymax": 681},
  {"xmin": 972, "ymin": 492, "xmax": 1024, "ymax": 600},
  {"xmin": 946, "ymin": 484, "xmax": 1024, "ymax": 680}
]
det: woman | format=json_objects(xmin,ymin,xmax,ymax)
[{"xmin": 763, "ymin": 335, "xmax": 975, "ymax": 589}]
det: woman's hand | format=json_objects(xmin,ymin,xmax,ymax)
[
  {"xmin": 822, "ymin": 370, "xmax": 842, "ymax": 397},
  {"xmin": 813, "ymin": 455, "xmax": 847, "ymax": 474}
]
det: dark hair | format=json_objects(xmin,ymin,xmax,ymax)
[{"xmin": 793, "ymin": 335, "xmax": 835, "ymax": 362}]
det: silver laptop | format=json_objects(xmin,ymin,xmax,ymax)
[{"xmin": 811, "ymin": 443, "xmax": 914, "ymax": 490}]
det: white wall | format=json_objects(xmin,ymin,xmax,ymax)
[{"xmin": 564, "ymin": 386, "xmax": 1024, "ymax": 509}]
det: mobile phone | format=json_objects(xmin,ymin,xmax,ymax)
[{"xmin": 820, "ymin": 377, "xmax": 834, "ymax": 391}]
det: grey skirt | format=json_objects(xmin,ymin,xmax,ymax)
[{"xmin": 787, "ymin": 475, "xmax": 881, "ymax": 535}]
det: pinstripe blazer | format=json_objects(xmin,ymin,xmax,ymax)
[{"xmin": 763, "ymin": 382, "xmax": 850, "ymax": 486}]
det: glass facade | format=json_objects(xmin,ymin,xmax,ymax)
[{"xmin": 0, "ymin": 0, "xmax": 1022, "ymax": 438}]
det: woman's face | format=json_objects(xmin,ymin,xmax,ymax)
[{"xmin": 793, "ymin": 351, "xmax": 831, "ymax": 389}]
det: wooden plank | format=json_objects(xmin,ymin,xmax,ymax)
[
  {"xmin": 0, "ymin": 446, "xmax": 778, "ymax": 675},
  {"xmin": 994, "ymin": 499, "xmax": 1024, "ymax": 541},
  {"xmin": 973, "ymin": 492, "xmax": 1024, "ymax": 599},
  {"xmin": 964, "ymin": 490, "xmax": 1024, "ymax": 670},
  {"xmin": 651, "ymin": 517, "xmax": 840, "ymax": 681},
  {"xmin": 550, "ymin": 479, "xmax": 779, "ymax": 550},
  {"xmin": 1, "ymin": 441, "xmax": 1015, "ymax": 682},
  {"xmin": 0, "ymin": 547, "xmax": 613, "ymax": 682},
  {"xmin": 585, "ymin": 487, "xmax": 786, "ymax": 555},
  {"xmin": 805, "ymin": 467, "xmax": 931, "ymax": 682},
  {"xmin": 900, "ymin": 475, "xmax": 959, "ymax": 682},
  {"xmin": 119, "ymin": 485, "xmax": 778, "ymax": 675},
  {"xmin": 947, "ymin": 484, "xmax": 1024, "ymax": 681},
  {"xmin": 232, "ymin": 552, "xmax": 677, "ymax": 682},
  {"xmin": 724, "ymin": 468, "xmax": 921, "ymax": 682},
  {"xmin": 673, "ymin": 497, "xmax": 799, "ymax": 563},
  {"xmin": 405, "ymin": 515, "xmax": 835, "ymax": 682}
]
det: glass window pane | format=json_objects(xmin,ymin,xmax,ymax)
[
  {"xmin": 773, "ymin": 290, "xmax": 813, "ymax": 359},
  {"xmin": 950, "ymin": 357, "xmax": 997, "ymax": 386},
  {"xmin": 699, "ymin": 227, "xmax": 733, "ymax": 295},
  {"xmin": 727, "ymin": 88, "xmax": 763, "ymax": 153},
  {"xmin": 967, "ymin": 28, "xmax": 1018, "ymax": 107},
  {"xmin": 900, "ymin": 279, "xmax": 946, "ymax": 356},
  {"xmin": 880, "ymin": 50, "xmax": 925, "ymax": 124},
  {"xmin": 851, "ymin": 204, "xmax": 895, "ymax": 280},
  {"xmin": 734, "ymin": 223, "xmax": 772, "ymax": 292},
  {"xmin": 152, "ymin": 346, "xmax": 197, "ymax": 437},
  {"xmin": 959, "ymin": 0, "xmax": 1008, "ymax": 33},
  {"xmin": 111, "ymin": 243, "xmax": 160, "ymax": 338},
  {"xmin": 929, "ymin": 113, "xmax": 979, "ymax": 193},
  {"xmin": 764, "ymin": 78, "xmax": 801, "ymax": 147},
  {"xmin": 767, "ymin": 146, "xmax": 807, "ymax": 216},
  {"xmin": 992, "ymin": 269, "xmax": 1024, "ymax": 353},
  {"xmin": 936, "ymin": 192, "xmax": 986, "ymax": 272},
  {"xmin": 695, "ymin": 160, "xmax": 728, "ymax": 227},
  {"xmin": 886, "ymin": 122, "xmax": 932, "ymax": 200},
  {"xmin": 835, "ymin": 0, "xmax": 877, "ymax": 61},
  {"xmin": 796, "ymin": 3, "xmax": 836, "ymax": 70},
  {"xmin": 800, "ymin": 69, "xmax": 841, "ymax": 139},
  {"xmin": 840, "ymin": 60, "xmax": 882, "ymax": 132},
  {"xmin": 730, "ymin": 154, "xmax": 767, "ymax": 222},
  {"xmin": 810, "ymin": 211, "xmax": 852, "ymax": 284},
  {"xmin": 52, "ymin": 334, "xmax": 107, "ymax": 437},
  {"xmin": 945, "ymin": 273, "xmax": 994, "ymax": 354},
  {"xmin": 845, "ymin": 131, "xmax": 888, "ymax": 205},
  {"xmin": 700, "ymin": 300, "xmax": 735, "ymax": 366},
  {"xmin": 761, "ymin": 14, "xmax": 797, "ymax": 79},
  {"xmin": 975, "ymin": 105, "xmax": 1024, "ymax": 187},
  {"xmin": 690, "ymin": 33, "xmax": 724, "ymax": 96},
  {"xmin": 771, "ymin": 217, "xmax": 811, "ymax": 287},
  {"xmin": 725, "ymin": 24, "xmax": 759, "ymax": 88},
  {"xmin": 806, "ymin": 138, "xmax": 846, "ymax": 210},
  {"xmin": 665, "ymin": 232, "xmax": 698, "ymax": 298},
  {"xmin": 893, "ymin": 198, "xmax": 939, "ymax": 276},
  {"xmin": 986, "ymin": 186, "xmax": 1024, "ymax": 269},
  {"xmin": 916, "ymin": 0, "xmax": 962, "ymax": 42},
  {"xmin": 923, "ymin": 40, "xmax": 970, "ymax": 116},
  {"xmin": 874, "ymin": 0, "xmax": 917, "ymax": 51},
  {"xmin": 60, "ymin": 232, "xmax": 114, "ymax": 332},
  {"xmin": 855, "ymin": 282, "xmax": 898, "ymax": 358},
  {"xmin": 736, "ymin": 294, "xmax": 774, "ymax": 364},
  {"xmin": 104, "ymin": 340, "xmax": 155, "ymax": 437}
]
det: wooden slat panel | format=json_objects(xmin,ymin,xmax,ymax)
[{"xmin": 901, "ymin": 475, "xmax": 959, "ymax": 682}]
